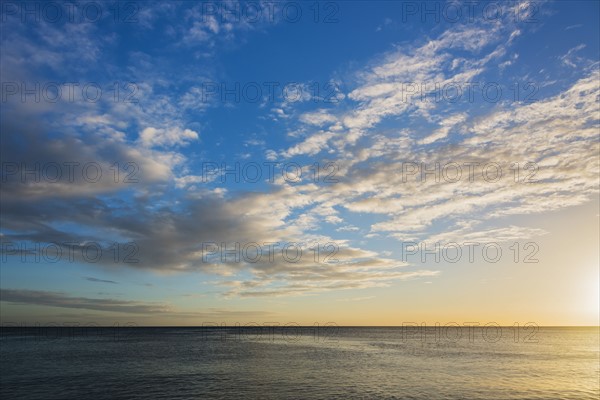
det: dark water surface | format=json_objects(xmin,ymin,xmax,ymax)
[{"xmin": 1, "ymin": 326, "xmax": 598, "ymax": 399}]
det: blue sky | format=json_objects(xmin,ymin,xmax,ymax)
[{"xmin": 1, "ymin": 1, "xmax": 599, "ymax": 325}]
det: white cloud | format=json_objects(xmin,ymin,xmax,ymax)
[{"xmin": 139, "ymin": 126, "xmax": 199, "ymax": 148}]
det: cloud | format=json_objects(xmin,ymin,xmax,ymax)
[
  {"xmin": 560, "ymin": 44, "xmax": 587, "ymax": 68},
  {"xmin": 336, "ymin": 225, "xmax": 359, "ymax": 232},
  {"xmin": 139, "ymin": 126, "xmax": 199, "ymax": 148},
  {"xmin": 0, "ymin": 289, "xmax": 169, "ymax": 314},
  {"xmin": 281, "ymin": 130, "xmax": 336, "ymax": 157},
  {"xmin": 418, "ymin": 113, "xmax": 467, "ymax": 145},
  {"xmin": 85, "ymin": 277, "xmax": 119, "ymax": 284},
  {"xmin": 336, "ymin": 296, "xmax": 375, "ymax": 302},
  {"xmin": 268, "ymin": 18, "xmax": 599, "ymax": 248},
  {"xmin": 1, "ymin": 3, "xmax": 597, "ymax": 302},
  {"xmin": 0, "ymin": 289, "xmax": 276, "ymax": 319},
  {"xmin": 299, "ymin": 110, "xmax": 339, "ymax": 127},
  {"xmin": 281, "ymin": 21, "xmax": 511, "ymax": 157}
]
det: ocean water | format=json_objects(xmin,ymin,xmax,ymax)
[{"xmin": 1, "ymin": 326, "xmax": 598, "ymax": 399}]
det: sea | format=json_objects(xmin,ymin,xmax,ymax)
[{"xmin": 1, "ymin": 326, "xmax": 598, "ymax": 399}]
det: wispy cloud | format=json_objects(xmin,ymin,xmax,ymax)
[{"xmin": 85, "ymin": 277, "xmax": 119, "ymax": 285}]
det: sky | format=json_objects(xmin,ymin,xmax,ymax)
[{"xmin": 0, "ymin": 0, "xmax": 599, "ymax": 327}]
